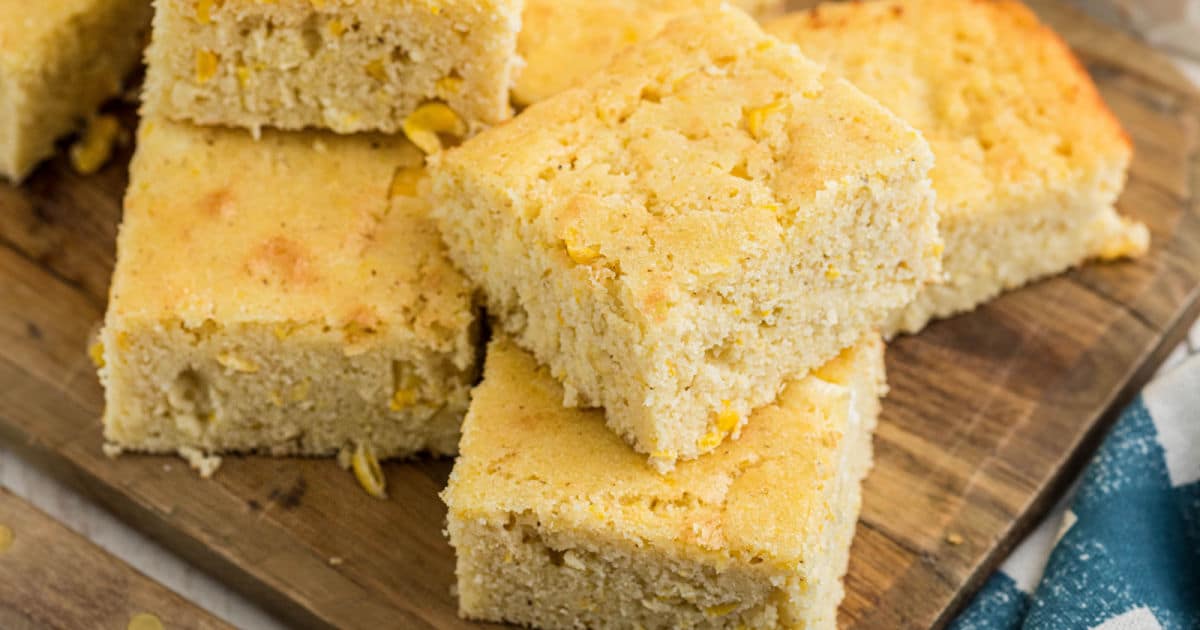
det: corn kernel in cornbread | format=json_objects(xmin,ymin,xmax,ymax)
[
  {"xmin": 430, "ymin": 7, "xmax": 938, "ymax": 469},
  {"xmin": 514, "ymin": 0, "xmax": 786, "ymax": 106},
  {"xmin": 0, "ymin": 0, "xmax": 151, "ymax": 181},
  {"xmin": 768, "ymin": 0, "xmax": 1148, "ymax": 336},
  {"xmin": 143, "ymin": 0, "xmax": 522, "ymax": 135},
  {"xmin": 97, "ymin": 118, "xmax": 478, "ymax": 460},
  {"xmin": 443, "ymin": 335, "xmax": 885, "ymax": 629}
]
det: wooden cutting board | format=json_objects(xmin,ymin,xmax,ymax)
[
  {"xmin": 0, "ymin": 1, "xmax": 1197, "ymax": 628},
  {"xmin": 0, "ymin": 487, "xmax": 230, "ymax": 629}
]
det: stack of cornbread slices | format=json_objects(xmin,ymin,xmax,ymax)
[{"xmin": 89, "ymin": 0, "xmax": 1147, "ymax": 628}]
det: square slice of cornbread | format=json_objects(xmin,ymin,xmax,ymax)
[
  {"xmin": 142, "ymin": 0, "xmax": 522, "ymax": 138},
  {"xmin": 443, "ymin": 335, "xmax": 884, "ymax": 629},
  {"xmin": 96, "ymin": 117, "xmax": 478, "ymax": 460},
  {"xmin": 514, "ymin": 0, "xmax": 786, "ymax": 106},
  {"xmin": 768, "ymin": 0, "xmax": 1149, "ymax": 336},
  {"xmin": 430, "ymin": 7, "xmax": 938, "ymax": 469},
  {"xmin": 0, "ymin": 0, "xmax": 151, "ymax": 181}
]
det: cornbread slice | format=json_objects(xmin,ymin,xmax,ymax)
[
  {"xmin": 142, "ymin": 0, "xmax": 523, "ymax": 136},
  {"xmin": 514, "ymin": 0, "xmax": 786, "ymax": 106},
  {"xmin": 96, "ymin": 117, "xmax": 478, "ymax": 460},
  {"xmin": 443, "ymin": 335, "xmax": 884, "ymax": 629},
  {"xmin": 430, "ymin": 7, "xmax": 938, "ymax": 469},
  {"xmin": 767, "ymin": 0, "xmax": 1149, "ymax": 336},
  {"xmin": 0, "ymin": 0, "xmax": 151, "ymax": 181}
]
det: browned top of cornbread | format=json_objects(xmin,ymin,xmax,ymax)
[
  {"xmin": 767, "ymin": 0, "xmax": 1132, "ymax": 218},
  {"xmin": 443, "ymin": 335, "xmax": 884, "ymax": 568},
  {"xmin": 515, "ymin": 0, "xmax": 786, "ymax": 105},
  {"xmin": 109, "ymin": 117, "xmax": 474, "ymax": 353},
  {"xmin": 436, "ymin": 7, "xmax": 934, "ymax": 317}
]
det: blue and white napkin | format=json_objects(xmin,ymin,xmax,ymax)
[{"xmin": 951, "ymin": 322, "xmax": 1200, "ymax": 630}]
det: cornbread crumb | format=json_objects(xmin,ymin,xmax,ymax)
[
  {"xmin": 0, "ymin": 0, "xmax": 151, "ymax": 181},
  {"xmin": 143, "ymin": 0, "xmax": 522, "ymax": 135},
  {"xmin": 177, "ymin": 446, "xmax": 222, "ymax": 479},
  {"xmin": 515, "ymin": 0, "xmax": 786, "ymax": 105},
  {"xmin": 946, "ymin": 533, "xmax": 964, "ymax": 546},
  {"xmin": 443, "ymin": 335, "xmax": 885, "ymax": 629},
  {"xmin": 97, "ymin": 118, "xmax": 478, "ymax": 461},
  {"xmin": 431, "ymin": 7, "xmax": 938, "ymax": 468},
  {"xmin": 767, "ymin": 0, "xmax": 1148, "ymax": 335}
]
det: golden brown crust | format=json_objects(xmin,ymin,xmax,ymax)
[
  {"xmin": 515, "ymin": 0, "xmax": 787, "ymax": 106},
  {"xmin": 110, "ymin": 117, "xmax": 474, "ymax": 354},
  {"xmin": 768, "ymin": 0, "xmax": 1132, "ymax": 213}
]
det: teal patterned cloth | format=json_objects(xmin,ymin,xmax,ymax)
[{"xmin": 951, "ymin": 330, "xmax": 1200, "ymax": 630}]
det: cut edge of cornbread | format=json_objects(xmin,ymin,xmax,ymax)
[
  {"xmin": 0, "ymin": 0, "xmax": 151, "ymax": 181},
  {"xmin": 431, "ymin": 6, "xmax": 937, "ymax": 470},
  {"xmin": 97, "ymin": 117, "xmax": 479, "ymax": 462},
  {"xmin": 142, "ymin": 0, "xmax": 523, "ymax": 136},
  {"xmin": 443, "ymin": 335, "xmax": 884, "ymax": 629},
  {"xmin": 765, "ymin": 0, "xmax": 1148, "ymax": 336}
]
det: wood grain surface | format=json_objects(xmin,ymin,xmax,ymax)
[
  {"xmin": 0, "ymin": 1, "xmax": 1198, "ymax": 628},
  {"xmin": 0, "ymin": 487, "xmax": 231, "ymax": 630}
]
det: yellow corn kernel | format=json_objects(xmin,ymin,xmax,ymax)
[
  {"xmin": 705, "ymin": 602, "xmax": 740, "ymax": 617},
  {"xmin": 127, "ymin": 612, "xmax": 164, "ymax": 630},
  {"xmin": 825, "ymin": 264, "xmax": 840, "ymax": 280},
  {"xmin": 351, "ymin": 443, "xmax": 387, "ymax": 499},
  {"xmin": 195, "ymin": 0, "xmax": 216, "ymax": 24},
  {"xmin": 697, "ymin": 431, "xmax": 722, "ymax": 451},
  {"xmin": 928, "ymin": 241, "xmax": 945, "ymax": 259},
  {"xmin": 391, "ymin": 368, "xmax": 423, "ymax": 411},
  {"xmin": 327, "ymin": 18, "xmax": 346, "ymax": 37},
  {"xmin": 88, "ymin": 341, "xmax": 106, "ymax": 368},
  {"xmin": 196, "ymin": 49, "xmax": 219, "ymax": 83},
  {"xmin": 587, "ymin": 504, "xmax": 607, "ymax": 521},
  {"xmin": 562, "ymin": 228, "xmax": 601, "ymax": 264},
  {"xmin": 235, "ymin": 65, "xmax": 251, "ymax": 88},
  {"xmin": 743, "ymin": 99, "xmax": 787, "ymax": 140},
  {"xmin": 665, "ymin": 360, "xmax": 676, "ymax": 377},
  {"xmin": 436, "ymin": 75, "xmax": 463, "ymax": 95},
  {"xmin": 216, "ymin": 351, "xmax": 259, "ymax": 373},
  {"xmin": 716, "ymin": 406, "xmax": 739, "ymax": 433},
  {"xmin": 365, "ymin": 58, "xmax": 387, "ymax": 82},
  {"xmin": 388, "ymin": 166, "xmax": 423, "ymax": 198},
  {"xmin": 272, "ymin": 322, "xmax": 295, "ymax": 341},
  {"xmin": 390, "ymin": 388, "xmax": 417, "ymax": 411},
  {"xmin": 401, "ymin": 102, "xmax": 466, "ymax": 154},
  {"xmin": 69, "ymin": 115, "xmax": 121, "ymax": 175}
]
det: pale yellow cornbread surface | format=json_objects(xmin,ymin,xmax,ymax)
[
  {"xmin": 515, "ymin": 0, "xmax": 785, "ymax": 105},
  {"xmin": 430, "ymin": 7, "xmax": 937, "ymax": 468},
  {"xmin": 768, "ymin": 0, "xmax": 1149, "ymax": 334},
  {"xmin": 443, "ymin": 335, "xmax": 884, "ymax": 628},
  {"xmin": 143, "ymin": 0, "xmax": 522, "ymax": 135},
  {"xmin": 0, "ymin": 0, "xmax": 151, "ymax": 180},
  {"xmin": 98, "ymin": 117, "xmax": 477, "ymax": 459}
]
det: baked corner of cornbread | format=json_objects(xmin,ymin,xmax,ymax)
[
  {"xmin": 431, "ymin": 5, "xmax": 935, "ymax": 466},
  {"xmin": 99, "ymin": 117, "xmax": 478, "ymax": 461},
  {"xmin": 142, "ymin": 0, "xmax": 522, "ymax": 135},
  {"xmin": 443, "ymin": 334, "xmax": 885, "ymax": 628},
  {"xmin": 767, "ymin": 0, "xmax": 1146, "ymax": 336}
]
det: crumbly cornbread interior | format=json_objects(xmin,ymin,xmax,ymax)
[
  {"xmin": 143, "ymin": 0, "xmax": 522, "ymax": 134},
  {"xmin": 767, "ymin": 0, "xmax": 1148, "ymax": 335},
  {"xmin": 444, "ymin": 335, "xmax": 884, "ymax": 629},
  {"xmin": 0, "ymin": 0, "xmax": 151, "ymax": 180},
  {"xmin": 514, "ymin": 0, "xmax": 786, "ymax": 106},
  {"xmin": 98, "ymin": 117, "xmax": 477, "ymax": 458},
  {"xmin": 431, "ymin": 7, "xmax": 937, "ymax": 468}
]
